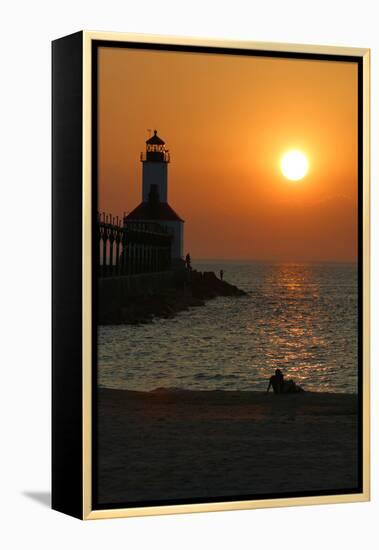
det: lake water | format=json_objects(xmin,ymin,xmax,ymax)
[{"xmin": 98, "ymin": 261, "xmax": 358, "ymax": 393}]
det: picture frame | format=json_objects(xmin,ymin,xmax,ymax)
[{"xmin": 52, "ymin": 31, "xmax": 370, "ymax": 520}]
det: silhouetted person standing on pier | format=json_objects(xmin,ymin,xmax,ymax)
[
  {"xmin": 185, "ymin": 253, "xmax": 192, "ymax": 271},
  {"xmin": 220, "ymin": 269, "xmax": 224, "ymax": 281}
]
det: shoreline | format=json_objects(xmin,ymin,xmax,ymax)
[
  {"xmin": 98, "ymin": 387, "xmax": 358, "ymax": 419},
  {"xmin": 99, "ymin": 386, "xmax": 357, "ymax": 395},
  {"xmin": 98, "ymin": 386, "xmax": 358, "ymax": 401},
  {"xmin": 96, "ymin": 387, "xmax": 358, "ymax": 505}
]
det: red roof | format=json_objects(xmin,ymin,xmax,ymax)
[{"xmin": 126, "ymin": 201, "xmax": 184, "ymax": 222}]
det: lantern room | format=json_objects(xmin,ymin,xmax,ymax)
[{"xmin": 142, "ymin": 130, "xmax": 170, "ymax": 162}]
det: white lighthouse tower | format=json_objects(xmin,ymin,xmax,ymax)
[{"xmin": 125, "ymin": 130, "xmax": 184, "ymax": 262}]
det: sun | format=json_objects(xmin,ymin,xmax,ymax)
[{"xmin": 280, "ymin": 150, "xmax": 309, "ymax": 181}]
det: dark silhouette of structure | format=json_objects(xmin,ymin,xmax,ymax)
[
  {"xmin": 98, "ymin": 212, "xmax": 172, "ymax": 277},
  {"xmin": 126, "ymin": 130, "xmax": 184, "ymax": 263}
]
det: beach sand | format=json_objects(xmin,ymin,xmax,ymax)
[{"xmin": 96, "ymin": 388, "xmax": 359, "ymax": 506}]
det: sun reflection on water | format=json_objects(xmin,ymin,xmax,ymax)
[{"xmin": 98, "ymin": 261, "xmax": 358, "ymax": 394}]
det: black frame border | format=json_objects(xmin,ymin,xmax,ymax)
[{"xmin": 52, "ymin": 31, "xmax": 84, "ymax": 519}]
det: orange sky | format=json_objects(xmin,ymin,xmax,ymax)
[{"xmin": 98, "ymin": 46, "xmax": 358, "ymax": 261}]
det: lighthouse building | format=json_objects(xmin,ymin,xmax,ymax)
[{"xmin": 125, "ymin": 131, "xmax": 184, "ymax": 263}]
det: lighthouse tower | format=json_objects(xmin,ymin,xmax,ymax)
[
  {"xmin": 142, "ymin": 130, "xmax": 169, "ymax": 202},
  {"xmin": 125, "ymin": 131, "xmax": 184, "ymax": 262}
]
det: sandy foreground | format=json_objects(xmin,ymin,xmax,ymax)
[{"xmin": 96, "ymin": 388, "xmax": 359, "ymax": 506}]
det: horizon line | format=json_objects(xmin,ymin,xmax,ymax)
[{"xmin": 192, "ymin": 258, "xmax": 358, "ymax": 264}]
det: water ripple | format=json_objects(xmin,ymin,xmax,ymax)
[{"xmin": 98, "ymin": 261, "xmax": 358, "ymax": 393}]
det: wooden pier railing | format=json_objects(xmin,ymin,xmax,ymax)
[{"xmin": 98, "ymin": 213, "xmax": 172, "ymax": 278}]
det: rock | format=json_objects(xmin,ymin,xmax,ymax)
[{"xmin": 98, "ymin": 271, "xmax": 246, "ymax": 325}]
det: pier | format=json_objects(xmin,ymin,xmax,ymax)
[
  {"xmin": 98, "ymin": 213, "xmax": 173, "ymax": 277},
  {"xmin": 97, "ymin": 212, "xmax": 246, "ymax": 324}
]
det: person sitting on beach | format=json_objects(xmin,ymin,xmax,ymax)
[
  {"xmin": 266, "ymin": 368, "xmax": 284, "ymax": 394},
  {"xmin": 266, "ymin": 369, "xmax": 305, "ymax": 394},
  {"xmin": 282, "ymin": 378, "xmax": 304, "ymax": 393}
]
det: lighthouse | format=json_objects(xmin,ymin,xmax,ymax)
[{"xmin": 125, "ymin": 131, "xmax": 184, "ymax": 262}]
